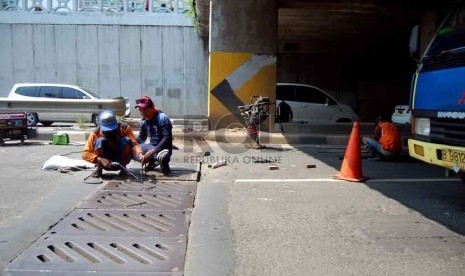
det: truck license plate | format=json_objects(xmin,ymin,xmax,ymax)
[{"xmin": 441, "ymin": 149, "xmax": 465, "ymax": 166}]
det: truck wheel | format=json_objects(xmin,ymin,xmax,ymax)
[
  {"xmin": 26, "ymin": 113, "xmax": 39, "ymax": 126},
  {"xmin": 92, "ymin": 114, "xmax": 99, "ymax": 126}
]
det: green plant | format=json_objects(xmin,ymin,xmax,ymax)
[
  {"xmin": 76, "ymin": 115, "xmax": 89, "ymax": 129},
  {"xmin": 186, "ymin": 0, "xmax": 200, "ymax": 35}
]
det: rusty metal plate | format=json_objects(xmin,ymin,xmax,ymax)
[
  {"xmin": 5, "ymin": 236, "xmax": 186, "ymax": 273},
  {"xmin": 46, "ymin": 210, "xmax": 190, "ymax": 237},
  {"xmin": 78, "ymin": 191, "xmax": 194, "ymax": 210},
  {"xmin": 103, "ymin": 180, "xmax": 197, "ymax": 194}
]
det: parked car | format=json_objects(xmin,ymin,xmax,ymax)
[
  {"xmin": 276, "ymin": 83, "xmax": 359, "ymax": 123},
  {"xmin": 8, "ymin": 83, "xmax": 130, "ymax": 126},
  {"xmin": 391, "ymin": 105, "xmax": 411, "ymax": 125}
]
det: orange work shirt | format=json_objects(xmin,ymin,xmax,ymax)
[
  {"xmin": 378, "ymin": 122, "xmax": 401, "ymax": 152},
  {"xmin": 82, "ymin": 123, "xmax": 142, "ymax": 164}
]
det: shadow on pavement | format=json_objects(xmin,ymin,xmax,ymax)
[
  {"xmin": 299, "ymin": 145, "xmax": 465, "ymax": 236},
  {"xmin": 366, "ymin": 179, "xmax": 465, "ymax": 235},
  {"xmin": 0, "ymin": 140, "xmax": 45, "ymax": 147}
]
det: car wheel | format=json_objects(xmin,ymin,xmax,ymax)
[
  {"xmin": 41, "ymin": 121, "xmax": 53, "ymax": 127},
  {"xmin": 26, "ymin": 113, "xmax": 39, "ymax": 126},
  {"xmin": 92, "ymin": 114, "xmax": 99, "ymax": 126}
]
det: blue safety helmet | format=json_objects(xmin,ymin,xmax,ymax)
[{"xmin": 98, "ymin": 110, "xmax": 118, "ymax": 131}]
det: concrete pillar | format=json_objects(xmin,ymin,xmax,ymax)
[{"xmin": 208, "ymin": 0, "xmax": 278, "ymax": 131}]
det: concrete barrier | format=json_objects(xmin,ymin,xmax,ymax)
[{"xmin": 26, "ymin": 121, "xmax": 411, "ymax": 146}]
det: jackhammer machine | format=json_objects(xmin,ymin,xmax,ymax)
[{"xmin": 237, "ymin": 96, "xmax": 272, "ymax": 149}]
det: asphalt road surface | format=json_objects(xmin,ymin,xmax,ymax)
[
  {"xmin": 1, "ymin": 139, "xmax": 464, "ymax": 275},
  {"xmin": 186, "ymin": 142, "xmax": 465, "ymax": 276}
]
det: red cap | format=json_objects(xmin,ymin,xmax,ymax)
[{"xmin": 135, "ymin": 96, "xmax": 153, "ymax": 109}]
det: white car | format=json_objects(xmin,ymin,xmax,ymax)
[
  {"xmin": 276, "ymin": 83, "xmax": 359, "ymax": 123},
  {"xmin": 391, "ymin": 105, "xmax": 411, "ymax": 125},
  {"xmin": 8, "ymin": 83, "xmax": 130, "ymax": 126}
]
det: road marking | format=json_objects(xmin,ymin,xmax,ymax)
[
  {"xmin": 235, "ymin": 178, "xmax": 461, "ymax": 183},
  {"xmin": 236, "ymin": 179, "xmax": 342, "ymax": 183}
]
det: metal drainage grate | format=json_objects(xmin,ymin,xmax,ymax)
[
  {"xmin": 103, "ymin": 180, "xmax": 197, "ymax": 194},
  {"xmin": 5, "ymin": 236, "xmax": 186, "ymax": 273},
  {"xmin": 144, "ymin": 167, "xmax": 199, "ymax": 181},
  {"xmin": 46, "ymin": 210, "xmax": 190, "ymax": 237},
  {"xmin": 79, "ymin": 191, "xmax": 195, "ymax": 210}
]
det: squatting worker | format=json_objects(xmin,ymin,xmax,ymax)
[
  {"xmin": 82, "ymin": 110, "xmax": 150, "ymax": 177},
  {"xmin": 135, "ymin": 96, "xmax": 173, "ymax": 175},
  {"xmin": 362, "ymin": 115, "xmax": 402, "ymax": 160}
]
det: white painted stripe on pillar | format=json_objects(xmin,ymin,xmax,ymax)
[
  {"xmin": 226, "ymin": 55, "xmax": 276, "ymax": 92},
  {"xmin": 235, "ymin": 178, "xmax": 461, "ymax": 183}
]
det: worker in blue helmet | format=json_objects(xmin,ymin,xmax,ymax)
[{"xmin": 82, "ymin": 110, "xmax": 151, "ymax": 177}]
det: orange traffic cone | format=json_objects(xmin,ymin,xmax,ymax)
[{"xmin": 334, "ymin": 121, "xmax": 367, "ymax": 182}]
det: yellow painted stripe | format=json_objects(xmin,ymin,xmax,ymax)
[{"xmin": 208, "ymin": 51, "xmax": 276, "ymax": 129}]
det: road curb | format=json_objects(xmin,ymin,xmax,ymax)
[{"xmin": 26, "ymin": 121, "xmax": 408, "ymax": 146}]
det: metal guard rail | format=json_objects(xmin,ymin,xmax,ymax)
[{"xmin": 0, "ymin": 97, "xmax": 126, "ymax": 116}]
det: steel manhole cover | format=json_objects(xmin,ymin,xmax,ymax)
[
  {"xmin": 5, "ymin": 236, "xmax": 186, "ymax": 273},
  {"xmin": 78, "ymin": 191, "xmax": 194, "ymax": 210},
  {"xmin": 103, "ymin": 180, "xmax": 197, "ymax": 194},
  {"xmin": 46, "ymin": 210, "xmax": 190, "ymax": 237}
]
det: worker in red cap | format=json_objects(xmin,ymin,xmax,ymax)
[
  {"xmin": 135, "ymin": 96, "xmax": 173, "ymax": 175},
  {"xmin": 82, "ymin": 110, "xmax": 151, "ymax": 178}
]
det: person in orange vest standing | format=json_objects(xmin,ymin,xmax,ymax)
[{"xmin": 362, "ymin": 115, "xmax": 402, "ymax": 160}]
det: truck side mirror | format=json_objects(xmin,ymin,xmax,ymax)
[{"xmin": 409, "ymin": 25, "xmax": 420, "ymax": 62}]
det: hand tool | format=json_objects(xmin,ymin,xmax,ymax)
[{"xmin": 111, "ymin": 162, "xmax": 142, "ymax": 182}]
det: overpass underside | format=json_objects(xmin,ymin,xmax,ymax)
[{"xmin": 200, "ymin": 0, "xmax": 455, "ymax": 128}]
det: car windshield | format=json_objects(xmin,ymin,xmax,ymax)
[
  {"xmin": 426, "ymin": 1, "xmax": 465, "ymax": 57},
  {"xmin": 82, "ymin": 88, "xmax": 101, "ymax": 99}
]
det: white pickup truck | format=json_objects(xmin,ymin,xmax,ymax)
[{"xmin": 5, "ymin": 83, "xmax": 130, "ymax": 126}]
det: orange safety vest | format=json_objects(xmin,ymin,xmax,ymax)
[{"xmin": 378, "ymin": 122, "xmax": 401, "ymax": 152}]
